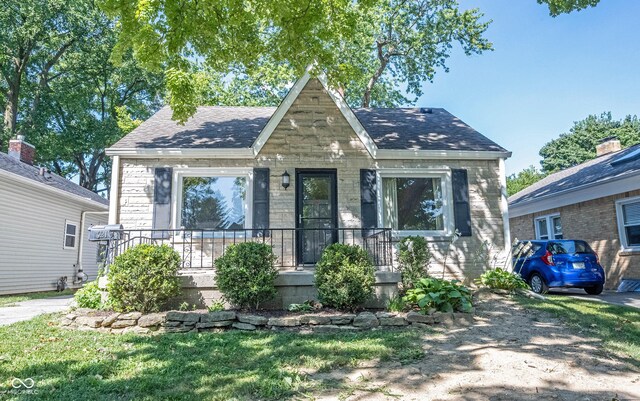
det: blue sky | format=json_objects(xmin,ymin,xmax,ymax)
[{"xmin": 417, "ymin": 0, "xmax": 640, "ymax": 175}]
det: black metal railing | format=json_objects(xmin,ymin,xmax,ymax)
[{"xmin": 102, "ymin": 228, "xmax": 393, "ymax": 270}]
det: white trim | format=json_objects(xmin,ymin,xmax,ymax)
[
  {"xmin": 171, "ymin": 167, "xmax": 254, "ymax": 231},
  {"xmin": 498, "ymin": 158, "xmax": 511, "ymax": 254},
  {"xmin": 251, "ymin": 66, "xmax": 378, "ymax": 159},
  {"xmin": 316, "ymin": 74, "xmax": 377, "ymax": 158},
  {"xmin": 376, "ymin": 149, "xmax": 512, "ymax": 160},
  {"xmin": 105, "ymin": 148, "xmax": 255, "ymax": 158},
  {"xmin": 615, "ymin": 195, "xmax": 640, "ymax": 252},
  {"xmin": 533, "ymin": 213, "xmax": 562, "ymax": 240},
  {"xmin": 0, "ymin": 168, "xmax": 108, "ymax": 210},
  {"xmin": 509, "ymin": 171, "xmax": 640, "ymax": 218},
  {"xmin": 63, "ymin": 220, "xmax": 79, "ymax": 250},
  {"xmin": 108, "ymin": 155, "xmax": 120, "ymax": 224},
  {"xmin": 375, "ymin": 167, "xmax": 454, "ymax": 238}
]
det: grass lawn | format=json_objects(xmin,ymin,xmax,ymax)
[
  {"xmin": 517, "ymin": 295, "xmax": 640, "ymax": 366},
  {"xmin": 0, "ymin": 290, "xmax": 74, "ymax": 308},
  {"xmin": 0, "ymin": 314, "xmax": 424, "ymax": 400}
]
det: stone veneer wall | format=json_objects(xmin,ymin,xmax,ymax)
[
  {"xmin": 61, "ymin": 308, "xmax": 475, "ymax": 335},
  {"xmin": 113, "ymin": 78, "xmax": 508, "ymax": 282},
  {"xmin": 509, "ymin": 189, "xmax": 640, "ymax": 288}
]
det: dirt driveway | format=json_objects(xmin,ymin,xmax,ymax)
[{"xmin": 310, "ymin": 292, "xmax": 640, "ymax": 400}]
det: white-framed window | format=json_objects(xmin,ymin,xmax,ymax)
[
  {"xmin": 172, "ymin": 168, "xmax": 254, "ymax": 233},
  {"xmin": 534, "ymin": 213, "xmax": 562, "ymax": 240},
  {"xmin": 376, "ymin": 168, "xmax": 454, "ymax": 237},
  {"xmin": 63, "ymin": 220, "xmax": 78, "ymax": 249},
  {"xmin": 615, "ymin": 196, "xmax": 640, "ymax": 251}
]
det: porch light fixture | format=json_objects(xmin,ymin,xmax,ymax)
[{"xmin": 281, "ymin": 170, "xmax": 290, "ymax": 190}]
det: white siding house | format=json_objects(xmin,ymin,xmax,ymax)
[{"xmin": 0, "ymin": 137, "xmax": 109, "ymax": 295}]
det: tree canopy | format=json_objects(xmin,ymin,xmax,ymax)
[
  {"xmin": 539, "ymin": 112, "xmax": 640, "ymax": 173},
  {"xmin": 101, "ymin": 0, "xmax": 492, "ymax": 116},
  {"xmin": 507, "ymin": 165, "xmax": 546, "ymax": 196},
  {"xmin": 537, "ymin": 0, "xmax": 601, "ymax": 16}
]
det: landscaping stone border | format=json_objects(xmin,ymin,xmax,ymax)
[{"xmin": 61, "ymin": 308, "xmax": 475, "ymax": 334}]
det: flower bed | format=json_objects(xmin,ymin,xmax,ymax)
[{"xmin": 61, "ymin": 308, "xmax": 475, "ymax": 334}]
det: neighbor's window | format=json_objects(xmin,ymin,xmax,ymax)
[
  {"xmin": 180, "ymin": 176, "xmax": 247, "ymax": 230},
  {"xmin": 535, "ymin": 214, "xmax": 562, "ymax": 240},
  {"xmin": 382, "ymin": 177, "xmax": 444, "ymax": 231},
  {"xmin": 64, "ymin": 221, "xmax": 78, "ymax": 249},
  {"xmin": 617, "ymin": 198, "xmax": 640, "ymax": 249}
]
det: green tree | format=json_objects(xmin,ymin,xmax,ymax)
[
  {"xmin": 507, "ymin": 165, "xmax": 546, "ymax": 196},
  {"xmin": 100, "ymin": 0, "xmax": 492, "ymax": 116},
  {"xmin": 539, "ymin": 112, "xmax": 640, "ymax": 173},
  {"xmin": 537, "ymin": 0, "xmax": 601, "ymax": 16}
]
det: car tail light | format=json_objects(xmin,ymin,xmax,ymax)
[{"xmin": 542, "ymin": 250, "xmax": 555, "ymax": 266}]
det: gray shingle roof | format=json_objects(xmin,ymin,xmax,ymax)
[
  {"xmin": 109, "ymin": 105, "xmax": 506, "ymax": 152},
  {"xmin": 508, "ymin": 143, "xmax": 640, "ymax": 206},
  {"xmin": 0, "ymin": 152, "xmax": 109, "ymax": 206}
]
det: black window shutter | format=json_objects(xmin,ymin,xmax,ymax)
[
  {"xmin": 253, "ymin": 168, "xmax": 270, "ymax": 237},
  {"xmin": 452, "ymin": 169, "xmax": 472, "ymax": 237},
  {"xmin": 152, "ymin": 167, "xmax": 173, "ymax": 233},
  {"xmin": 360, "ymin": 169, "xmax": 378, "ymax": 236}
]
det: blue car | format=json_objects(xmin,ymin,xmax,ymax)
[{"xmin": 513, "ymin": 240, "xmax": 605, "ymax": 295}]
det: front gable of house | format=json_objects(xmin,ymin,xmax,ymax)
[{"xmin": 257, "ymin": 77, "xmax": 375, "ymax": 160}]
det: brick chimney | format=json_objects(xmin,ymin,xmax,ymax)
[
  {"xmin": 8, "ymin": 135, "xmax": 36, "ymax": 165},
  {"xmin": 596, "ymin": 136, "xmax": 622, "ymax": 157}
]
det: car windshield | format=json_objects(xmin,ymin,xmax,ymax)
[{"xmin": 547, "ymin": 240, "xmax": 593, "ymax": 255}]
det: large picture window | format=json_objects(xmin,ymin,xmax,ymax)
[
  {"xmin": 381, "ymin": 174, "xmax": 447, "ymax": 233},
  {"xmin": 616, "ymin": 197, "xmax": 640, "ymax": 250},
  {"xmin": 179, "ymin": 175, "xmax": 247, "ymax": 230}
]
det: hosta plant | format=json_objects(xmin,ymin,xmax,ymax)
[
  {"xmin": 403, "ymin": 277, "xmax": 473, "ymax": 313},
  {"xmin": 475, "ymin": 268, "xmax": 529, "ymax": 292}
]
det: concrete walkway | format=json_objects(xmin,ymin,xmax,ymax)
[
  {"xmin": 549, "ymin": 288, "xmax": 640, "ymax": 309},
  {"xmin": 0, "ymin": 295, "xmax": 74, "ymax": 326}
]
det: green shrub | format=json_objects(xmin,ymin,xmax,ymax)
[
  {"xmin": 315, "ymin": 243, "xmax": 375, "ymax": 310},
  {"xmin": 403, "ymin": 277, "xmax": 472, "ymax": 313},
  {"xmin": 208, "ymin": 299, "xmax": 225, "ymax": 312},
  {"xmin": 74, "ymin": 280, "xmax": 102, "ymax": 309},
  {"xmin": 107, "ymin": 244, "xmax": 181, "ymax": 313},
  {"xmin": 386, "ymin": 294, "xmax": 408, "ymax": 312},
  {"xmin": 475, "ymin": 268, "xmax": 529, "ymax": 292},
  {"xmin": 214, "ymin": 242, "xmax": 278, "ymax": 310},
  {"xmin": 396, "ymin": 236, "xmax": 432, "ymax": 291}
]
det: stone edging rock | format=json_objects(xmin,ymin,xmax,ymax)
[{"xmin": 61, "ymin": 308, "xmax": 475, "ymax": 334}]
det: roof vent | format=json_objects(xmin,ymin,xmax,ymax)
[
  {"xmin": 419, "ymin": 108, "xmax": 433, "ymax": 114},
  {"xmin": 596, "ymin": 136, "xmax": 622, "ymax": 156}
]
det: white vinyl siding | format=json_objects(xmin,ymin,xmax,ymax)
[{"xmin": 0, "ymin": 174, "xmax": 107, "ymax": 295}]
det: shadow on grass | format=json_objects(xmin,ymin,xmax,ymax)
[{"xmin": 0, "ymin": 316, "xmax": 423, "ymax": 401}]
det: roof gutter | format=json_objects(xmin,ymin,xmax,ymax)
[
  {"xmin": 0, "ymin": 168, "xmax": 108, "ymax": 210},
  {"xmin": 509, "ymin": 170, "xmax": 640, "ymax": 218}
]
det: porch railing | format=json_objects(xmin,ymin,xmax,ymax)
[{"xmin": 102, "ymin": 228, "xmax": 393, "ymax": 270}]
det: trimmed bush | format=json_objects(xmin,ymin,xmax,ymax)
[
  {"xmin": 396, "ymin": 236, "xmax": 432, "ymax": 292},
  {"xmin": 74, "ymin": 280, "xmax": 102, "ymax": 309},
  {"xmin": 107, "ymin": 244, "xmax": 181, "ymax": 313},
  {"xmin": 315, "ymin": 243, "xmax": 375, "ymax": 310},
  {"xmin": 214, "ymin": 242, "xmax": 278, "ymax": 310},
  {"xmin": 475, "ymin": 268, "xmax": 529, "ymax": 292},
  {"xmin": 403, "ymin": 277, "xmax": 472, "ymax": 313}
]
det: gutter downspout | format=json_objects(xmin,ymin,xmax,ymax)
[
  {"xmin": 108, "ymin": 155, "xmax": 120, "ymax": 225},
  {"xmin": 75, "ymin": 211, "xmax": 109, "ymax": 284},
  {"xmin": 498, "ymin": 157, "xmax": 512, "ymax": 269}
]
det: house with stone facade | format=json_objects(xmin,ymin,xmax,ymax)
[
  {"xmin": 509, "ymin": 138, "xmax": 640, "ymax": 290},
  {"xmin": 0, "ymin": 136, "xmax": 108, "ymax": 295},
  {"xmin": 104, "ymin": 70, "xmax": 511, "ymax": 307}
]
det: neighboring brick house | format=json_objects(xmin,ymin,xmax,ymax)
[
  {"xmin": 509, "ymin": 139, "xmax": 640, "ymax": 289},
  {"xmin": 0, "ymin": 136, "xmax": 108, "ymax": 295},
  {"xmin": 105, "ymin": 70, "xmax": 511, "ymax": 307}
]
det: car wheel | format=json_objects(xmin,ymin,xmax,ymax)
[
  {"xmin": 529, "ymin": 273, "xmax": 548, "ymax": 294},
  {"xmin": 584, "ymin": 284, "xmax": 603, "ymax": 295}
]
